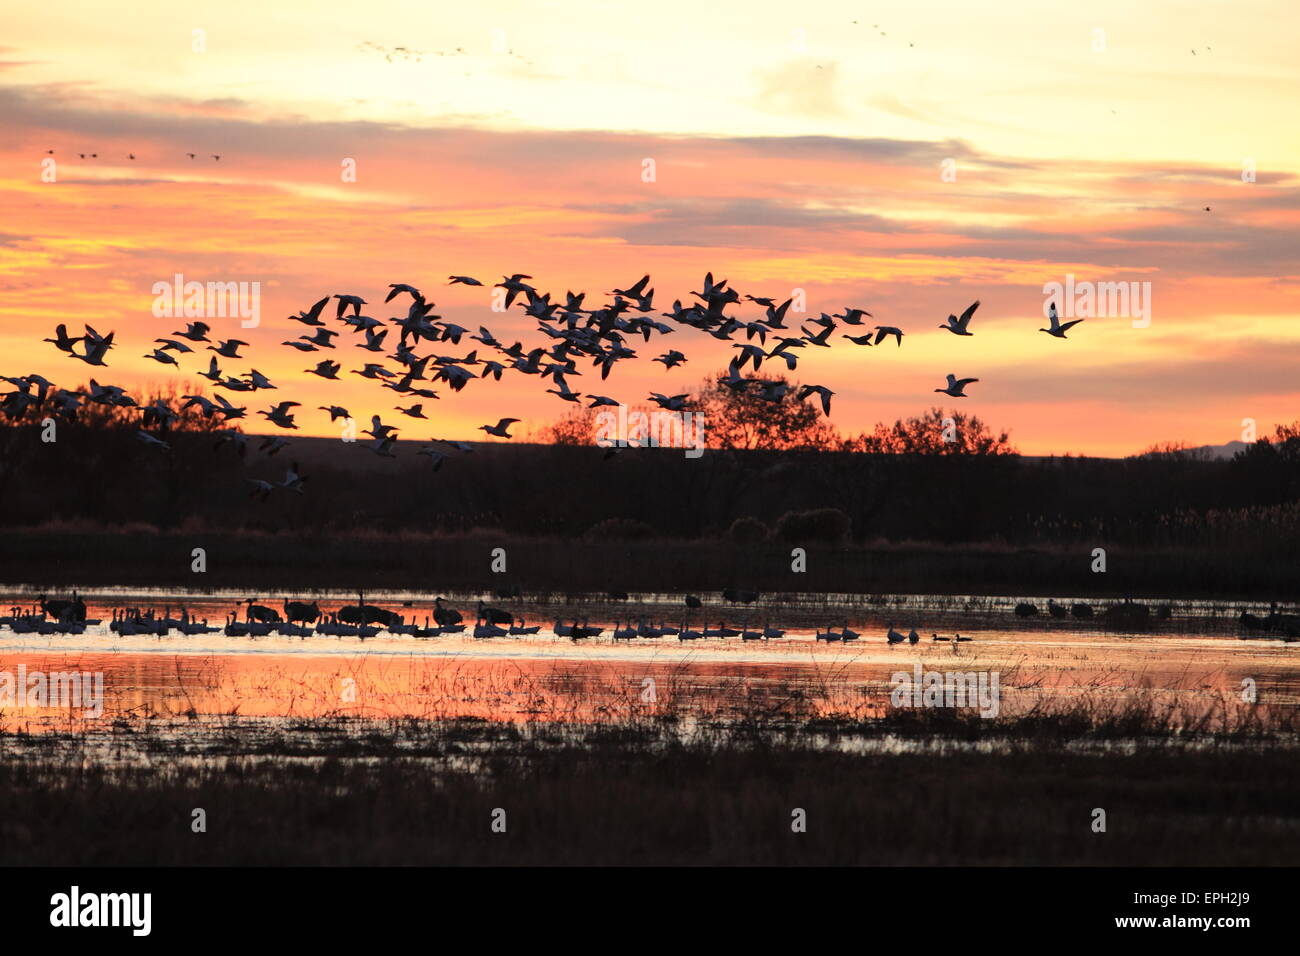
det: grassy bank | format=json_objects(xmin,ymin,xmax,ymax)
[
  {"xmin": 3, "ymin": 699, "xmax": 1299, "ymax": 865},
  {"xmin": 3, "ymin": 526, "xmax": 1299, "ymax": 600}
]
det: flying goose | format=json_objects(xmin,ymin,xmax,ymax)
[
  {"xmin": 479, "ymin": 418, "xmax": 519, "ymax": 438},
  {"xmin": 259, "ymin": 402, "xmax": 300, "ymax": 429},
  {"xmin": 207, "ymin": 339, "xmax": 249, "ymax": 358},
  {"xmin": 940, "ymin": 300, "xmax": 979, "ymax": 336},
  {"xmin": 1040, "ymin": 302, "xmax": 1084, "ymax": 338},
  {"xmin": 935, "ymin": 374, "xmax": 978, "ymax": 397}
]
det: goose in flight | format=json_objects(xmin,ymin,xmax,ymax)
[
  {"xmin": 306, "ymin": 360, "xmax": 341, "ymax": 380},
  {"xmin": 43, "ymin": 324, "xmax": 83, "ymax": 354},
  {"xmin": 245, "ymin": 369, "xmax": 276, "ymax": 390},
  {"xmin": 182, "ymin": 394, "xmax": 220, "ymax": 417},
  {"xmin": 873, "ymin": 326, "xmax": 904, "ymax": 347},
  {"xmin": 798, "ymin": 384, "xmax": 834, "ymax": 415},
  {"xmin": 395, "ymin": 403, "xmax": 428, "ymax": 419},
  {"xmin": 417, "ymin": 445, "xmax": 447, "ymax": 471},
  {"xmin": 334, "ymin": 293, "xmax": 367, "ymax": 318},
  {"xmin": 318, "ymin": 405, "xmax": 351, "ymax": 422},
  {"xmin": 278, "ymin": 463, "xmax": 307, "ymax": 494},
  {"xmin": 758, "ymin": 298, "xmax": 793, "ymax": 329},
  {"xmin": 480, "ymin": 418, "xmax": 519, "ymax": 438},
  {"xmin": 363, "ymin": 436, "xmax": 398, "ymax": 458},
  {"xmin": 385, "ymin": 283, "xmax": 422, "ymax": 303},
  {"xmin": 171, "ymin": 321, "xmax": 211, "ymax": 342},
  {"xmin": 732, "ymin": 343, "xmax": 767, "ymax": 370},
  {"xmin": 212, "ymin": 395, "xmax": 246, "ymax": 420},
  {"xmin": 940, "ymin": 300, "xmax": 979, "ymax": 336},
  {"xmin": 154, "ymin": 337, "xmax": 194, "ymax": 353},
  {"xmin": 448, "ymin": 275, "xmax": 483, "ymax": 286},
  {"xmin": 935, "ymin": 374, "xmax": 979, "ymax": 397},
  {"xmin": 198, "ymin": 357, "xmax": 222, "ymax": 382},
  {"xmin": 365, "ymin": 415, "xmax": 399, "ymax": 441},
  {"xmin": 440, "ymin": 323, "xmax": 470, "ymax": 346},
  {"xmin": 291, "ymin": 296, "xmax": 330, "ymax": 326},
  {"xmin": 610, "ymin": 275, "xmax": 650, "ymax": 298},
  {"xmin": 342, "ymin": 313, "xmax": 384, "ymax": 334},
  {"xmin": 259, "ymin": 402, "xmax": 301, "ymax": 429},
  {"xmin": 353, "ymin": 363, "xmax": 396, "ymax": 380},
  {"xmin": 143, "ymin": 347, "xmax": 180, "ymax": 366},
  {"xmin": 207, "ymin": 338, "xmax": 248, "ymax": 359},
  {"xmin": 654, "ymin": 350, "xmax": 687, "ymax": 369},
  {"xmin": 842, "ymin": 333, "xmax": 874, "ymax": 346},
  {"xmin": 357, "ymin": 327, "xmax": 388, "ymax": 352},
  {"xmin": 494, "ymin": 274, "xmax": 535, "ymax": 309},
  {"xmin": 546, "ymin": 381, "xmax": 582, "ymax": 403},
  {"xmin": 1040, "ymin": 302, "xmax": 1084, "ymax": 338},
  {"xmin": 282, "ymin": 340, "xmax": 317, "ymax": 351},
  {"xmin": 649, "ymin": 392, "xmax": 689, "ymax": 412},
  {"xmin": 299, "ymin": 328, "xmax": 337, "ymax": 349},
  {"xmin": 220, "ymin": 376, "xmax": 254, "ymax": 392},
  {"xmin": 71, "ymin": 334, "xmax": 113, "ymax": 366},
  {"xmin": 141, "ymin": 398, "xmax": 179, "ymax": 429},
  {"xmin": 834, "ymin": 307, "xmax": 873, "ymax": 325},
  {"xmin": 801, "ymin": 323, "xmax": 833, "ymax": 348}
]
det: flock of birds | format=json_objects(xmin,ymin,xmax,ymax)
[
  {"xmin": 8, "ymin": 591, "xmax": 1298, "ymax": 642},
  {"xmin": 1, "ymin": 591, "xmax": 974, "ymax": 644},
  {"xmin": 3, "ymin": 270, "xmax": 1085, "ymax": 491}
]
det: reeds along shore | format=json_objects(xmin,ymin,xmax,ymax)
[{"xmin": 4, "ymin": 692, "xmax": 1299, "ymax": 866}]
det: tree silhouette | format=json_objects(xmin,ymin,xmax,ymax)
[
  {"xmin": 691, "ymin": 371, "xmax": 838, "ymax": 450},
  {"xmin": 845, "ymin": 407, "xmax": 1016, "ymax": 456}
]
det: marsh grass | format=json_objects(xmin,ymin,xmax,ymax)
[{"xmin": 2, "ymin": 672, "xmax": 1298, "ymax": 865}]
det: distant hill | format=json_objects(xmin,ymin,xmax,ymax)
[
  {"xmin": 1186, "ymin": 440, "xmax": 1251, "ymax": 460},
  {"xmin": 1131, "ymin": 440, "xmax": 1252, "ymax": 461}
]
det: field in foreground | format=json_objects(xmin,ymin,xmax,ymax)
[{"xmin": 3, "ymin": 705, "xmax": 1299, "ymax": 866}]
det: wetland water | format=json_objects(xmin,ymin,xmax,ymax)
[{"xmin": 2, "ymin": 587, "xmax": 1297, "ymax": 734}]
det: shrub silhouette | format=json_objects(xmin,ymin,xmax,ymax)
[{"xmin": 774, "ymin": 508, "xmax": 850, "ymax": 544}]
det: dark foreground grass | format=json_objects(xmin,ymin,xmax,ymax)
[
  {"xmin": 5, "ymin": 526, "xmax": 1300, "ymax": 599},
  {"xmin": 3, "ymin": 708, "xmax": 1299, "ymax": 865}
]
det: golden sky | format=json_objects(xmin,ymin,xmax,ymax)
[{"xmin": 2, "ymin": 0, "xmax": 1299, "ymax": 455}]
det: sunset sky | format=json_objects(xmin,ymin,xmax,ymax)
[{"xmin": 2, "ymin": 0, "xmax": 1298, "ymax": 455}]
